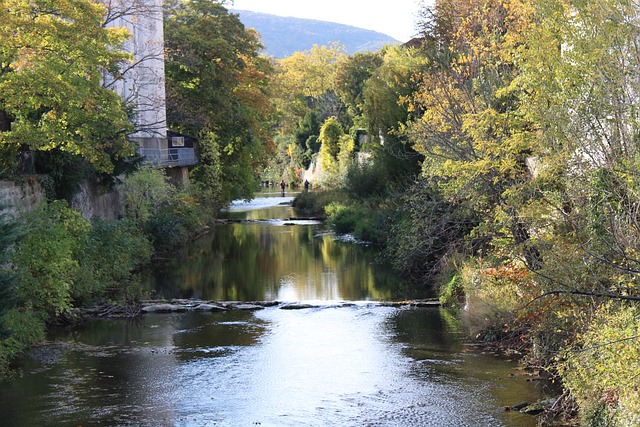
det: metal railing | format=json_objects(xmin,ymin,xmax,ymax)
[{"xmin": 137, "ymin": 147, "xmax": 197, "ymax": 167}]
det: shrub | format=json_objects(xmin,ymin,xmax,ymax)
[
  {"xmin": 344, "ymin": 160, "xmax": 389, "ymax": 200},
  {"xmin": 146, "ymin": 211, "xmax": 188, "ymax": 252},
  {"xmin": 121, "ymin": 167, "xmax": 176, "ymax": 221},
  {"xmin": 74, "ymin": 218, "xmax": 152, "ymax": 304},
  {"xmin": 292, "ymin": 190, "xmax": 334, "ymax": 217},
  {"xmin": 12, "ymin": 201, "xmax": 90, "ymax": 317},
  {"xmin": 326, "ymin": 203, "xmax": 359, "ymax": 234},
  {"xmin": 460, "ymin": 259, "xmax": 542, "ymax": 341},
  {"xmin": 560, "ymin": 303, "xmax": 640, "ymax": 426}
]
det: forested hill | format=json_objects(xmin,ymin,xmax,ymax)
[{"xmin": 230, "ymin": 9, "xmax": 400, "ymax": 58}]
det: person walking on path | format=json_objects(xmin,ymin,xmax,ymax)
[{"xmin": 280, "ymin": 180, "xmax": 285, "ymax": 196}]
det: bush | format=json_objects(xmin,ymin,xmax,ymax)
[
  {"xmin": 147, "ymin": 211, "xmax": 188, "ymax": 251},
  {"xmin": 0, "ymin": 308, "xmax": 46, "ymax": 378},
  {"xmin": 292, "ymin": 190, "xmax": 334, "ymax": 217},
  {"xmin": 460, "ymin": 259, "xmax": 543, "ymax": 342},
  {"xmin": 324, "ymin": 202, "xmax": 389, "ymax": 246},
  {"xmin": 74, "ymin": 218, "xmax": 152, "ymax": 304},
  {"xmin": 344, "ymin": 160, "xmax": 389, "ymax": 200},
  {"xmin": 326, "ymin": 203, "xmax": 360, "ymax": 234},
  {"xmin": 12, "ymin": 201, "xmax": 90, "ymax": 317}
]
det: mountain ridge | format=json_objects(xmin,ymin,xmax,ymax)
[{"xmin": 231, "ymin": 9, "xmax": 400, "ymax": 59}]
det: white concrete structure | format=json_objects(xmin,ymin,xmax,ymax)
[{"xmin": 102, "ymin": 0, "xmax": 167, "ymax": 146}]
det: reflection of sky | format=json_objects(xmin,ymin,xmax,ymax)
[
  {"xmin": 225, "ymin": 196, "xmax": 296, "ymax": 212},
  {"xmin": 274, "ymin": 269, "xmax": 343, "ymax": 302},
  {"xmin": 0, "ymin": 309, "xmax": 546, "ymax": 426}
]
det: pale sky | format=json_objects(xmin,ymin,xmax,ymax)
[{"xmin": 229, "ymin": 0, "xmax": 427, "ymax": 42}]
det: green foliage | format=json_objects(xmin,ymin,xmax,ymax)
[
  {"xmin": 560, "ymin": 303, "xmax": 640, "ymax": 426},
  {"xmin": 32, "ymin": 149, "xmax": 87, "ymax": 201},
  {"xmin": 294, "ymin": 110, "xmax": 321, "ymax": 167},
  {"xmin": 164, "ymin": 0, "xmax": 274, "ymax": 204},
  {"xmin": 362, "ymin": 45, "xmax": 423, "ymax": 144},
  {"xmin": 12, "ymin": 201, "xmax": 90, "ymax": 317},
  {"xmin": 439, "ymin": 274, "xmax": 464, "ymax": 307},
  {"xmin": 190, "ymin": 132, "xmax": 223, "ymax": 208},
  {"xmin": 121, "ymin": 167, "xmax": 176, "ymax": 221},
  {"xmin": 74, "ymin": 218, "xmax": 152, "ymax": 304},
  {"xmin": 333, "ymin": 52, "xmax": 384, "ymax": 118},
  {"xmin": 147, "ymin": 193, "xmax": 206, "ymax": 251},
  {"xmin": 319, "ymin": 117, "xmax": 344, "ymax": 187},
  {"xmin": 384, "ymin": 179, "xmax": 479, "ymax": 283},
  {"xmin": 0, "ymin": 308, "xmax": 46, "ymax": 378},
  {"xmin": 325, "ymin": 201, "xmax": 388, "ymax": 246},
  {"xmin": 292, "ymin": 190, "xmax": 332, "ymax": 217},
  {"xmin": 0, "ymin": 207, "xmax": 22, "ymax": 338},
  {"xmin": 0, "ymin": 0, "xmax": 134, "ymax": 173},
  {"xmin": 121, "ymin": 166, "xmax": 205, "ymax": 251},
  {"xmin": 344, "ymin": 160, "xmax": 389, "ymax": 200}
]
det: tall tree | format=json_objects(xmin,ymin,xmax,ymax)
[
  {"xmin": 406, "ymin": 0, "xmax": 539, "ymax": 267},
  {"xmin": 518, "ymin": 0, "xmax": 640, "ymax": 298},
  {"xmin": 333, "ymin": 51, "xmax": 383, "ymax": 120},
  {"xmin": 0, "ymin": 0, "xmax": 133, "ymax": 174},
  {"xmin": 164, "ymin": 0, "xmax": 274, "ymax": 203},
  {"xmin": 272, "ymin": 42, "xmax": 347, "ymax": 133}
]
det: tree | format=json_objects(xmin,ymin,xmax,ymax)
[
  {"xmin": 519, "ymin": 0, "xmax": 640, "ymax": 291},
  {"xmin": 318, "ymin": 116, "xmax": 344, "ymax": 186},
  {"xmin": 406, "ymin": 0, "xmax": 540, "ymax": 268},
  {"xmin": 0, "ymin": 0, "xmax": 134, "ymax": 174},
  {"xmin": 333, "ymin": 51, "xmax": 384, "ymax": 119},
  {"xmin": 272, "ymin": 42, "xmax": 347, "ymax": 133},
  {"xmin": 164, "ymin": 0, "xmax": 274, "ymax": 203}
]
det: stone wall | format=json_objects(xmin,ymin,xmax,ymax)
[
  {"xmin": 0, "ymin": 178, "xmax": 122, "ymax": 219},
  {"xmin": 0, "ymin": 178, "xmax": 46, "ymax": 216},
  {"xmin": 70, "ymin": 181, "xmax": 123, "ymax": 220},
  {"xmin": 3, "ymin": 165, "xmax": 188, "ymax": 220}
]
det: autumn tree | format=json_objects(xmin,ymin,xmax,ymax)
[
  {"xmin": 318, "ymin": 116, "xmax": 344, "ymax": 186},
  {"xmin": 273, "ymin": 43, "xmax": 347, "ymax": 132},
  {"xmin": 0, "ymin": 0, "xmax": 134, "ymax": 174},
  {"xmin": 518, "ymin": 0, "xmax": 640, "ymax": 294},
  {"xmin": 164, "ymin": 0, "xmax": 274, "ymax": 203},
  {"xmin": 406, "ymin": 0, "xmax": 539, "ymax": 267},
  {"xmin": 333, "ymin": 51, "xmax": 383, "ymax": 121}
]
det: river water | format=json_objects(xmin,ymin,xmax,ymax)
[{"xmin": 0, "ymin": 190, "xmax": 550, "ymax": 426}]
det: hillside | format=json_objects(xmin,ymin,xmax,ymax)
[{"xmin": 230, "ymin": 10, "xmax": 400, "ymax": 59}]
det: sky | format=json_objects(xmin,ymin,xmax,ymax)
[{"xmin": 229, "ymin": 0, "xmax": 428, "ymax": 42}]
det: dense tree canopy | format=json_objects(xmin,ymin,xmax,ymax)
[
  {"xmin": 164, "ymin": 0, "xmax": 274, "ymax": 203},
  {"xmin": 0, "ymin": 0, "xmax": 133, "ymax": 174}
]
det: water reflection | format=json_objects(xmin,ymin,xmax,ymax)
[
  {"xmin": 0, "ymin": 194, "xmax": 550, "ymax": 426},
  {"xmin": 145, "ymin": 199, "xmax": 410, "ymax": 302},
  {"xmin": 0, "ymin": 307, "xmax": 546, "ymax": 426}
]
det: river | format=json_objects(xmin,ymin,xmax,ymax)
[{"xmin": 0, "ymin": 189, "xmax": 551, "ymax": 426}]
